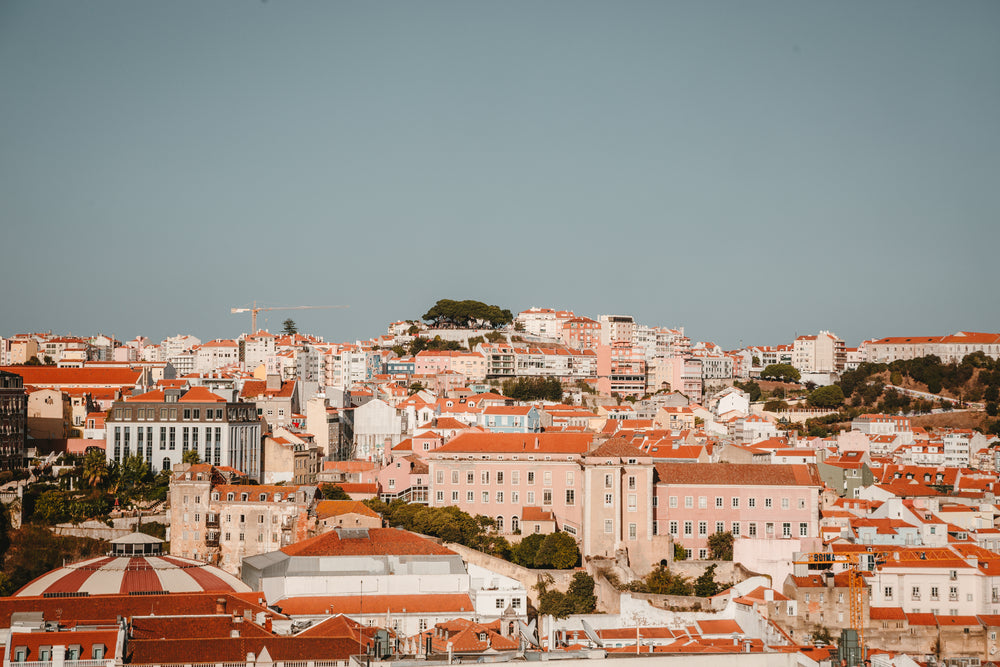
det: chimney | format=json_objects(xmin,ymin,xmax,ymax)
[
  {"xmin": 534, "ymin": 437, "xmax": 539, "ymax": 450},
  {"xmin": 764, "ymin": 589, "xmax": 774, "ymax": 602},
  {"xmin": 216, "ymin": 597, "xmax": 227, "ymax": 615},
  {"xmin": 265, "ymin": 614, "xmax": 273, "ymax": 633}
]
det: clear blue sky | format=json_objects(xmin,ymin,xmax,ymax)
[{"xmin": 2, "ymin": 1, "xmax": 998, "ymax": 349}]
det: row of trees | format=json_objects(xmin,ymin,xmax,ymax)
[
  {"xmin": 501, "ymin": 377, "xmax": 563, "ymax": 402},
  {"xmin": 625, "ymin": 563, "xmax": 725, "ymax": 598}
]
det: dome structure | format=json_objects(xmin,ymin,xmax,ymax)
[{"xmin": 15, "ymin": 532, "xmax": 250, "ymax": 597}]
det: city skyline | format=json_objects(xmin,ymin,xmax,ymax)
[{"xmin": 2, "ymin": 1, "xmax": 998, "ymax": 348}]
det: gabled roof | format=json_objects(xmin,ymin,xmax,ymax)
[{"xmin": 180, "ymin": 386, "xmax": 227, "ymax": 403}]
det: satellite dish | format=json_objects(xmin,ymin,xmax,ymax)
[
  {"xmin": 518, "ymin": 619, "xmax": 540, "ymax": 648},
  {"xmin": 580, "ymin": 619, "xmax": 603, "ymax": 648}
]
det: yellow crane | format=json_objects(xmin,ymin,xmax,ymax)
[{"xmin": 230, "ymin": 301, "xmax": 349, "ymax": 334}]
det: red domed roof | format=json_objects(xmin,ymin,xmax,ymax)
[{"xmin": 15, "ymin": 554, "xmax": 250, "ymax": 597}]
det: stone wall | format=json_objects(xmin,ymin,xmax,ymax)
[
  {"xmin": 52, "ymin": 514, "xmax": 168, "ymax": 541},
  {"xmin": 444, "ymin": 542, "xmax": 577, "ymax": 605}
]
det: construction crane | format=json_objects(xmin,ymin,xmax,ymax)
[
  {"xmin": 230, "ymin": 302, "xmax": 349, "ymax": 334},
  {"xmin": 794, "ymin": 548, "xmax": 958, "ymax": 663}
]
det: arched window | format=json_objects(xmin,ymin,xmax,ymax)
[
  {"xmin": 511, "ymin": 516, "xmax": 520, "ymax": 534},
  {"xmin": 227, "ymin": 492, "xmax": 235, "ymax": 501},
  {"xmin": 496, "ymin": 516, "xmax": 504, "ymax": 532},
  {"xmin": 162, "ymin": 458, "xmax": 171, "ymax": 471}
]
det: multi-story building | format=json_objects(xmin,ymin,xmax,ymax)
[
  {"xmin": 560, "ymin": 317, "xmax": 601, "ymax": 351},
  {"xmin": 238, "ymin": 331, "xmax": 276, "ymax": 371},
  {"xmin": 654, "ymin": 462, "xmax": 823, "ymax": 561},
  {"xmin": 516, "ymin": 308, "xmax": 576, "ymax": 338},
  {"xmin": 596, "ymin": 342, "xmax": 646, "ymax": 398},
  {"xmin": 426, "ymin": 432, "xmax": 669, "ymax": 572},
  {"xmin": 168, "ymin": 463, "xmax": 318, "ymax": 574},
  {"xmin": 599, "ymin": 315, "xmax": 635, "ymax": 347},
  {"xmin": 864, "ymin": 331, "xmax": 1000, "ymax": 364},
  {"xmin": 106, "ymin": 387, "xmax": 263, "ymax": 478},
  {"xmin": 0, "ymin": 371, "xmax": 27, "ymax": 470},
  {"xmin": 476, "ymin": 343, "xmax": 516, "ymax": 379},
  {"xmin": 195, "ymin": 340, "xmax": 239, "ymax": 373},
  {"xmin": 792, "ymin": 331, "xmax": 845, "ymax": 373},
  {"xmin": 160, "ymin": 334, "xmax": 201, "ymax": 362}
]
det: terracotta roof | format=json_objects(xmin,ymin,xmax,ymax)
[
  {"xmin": 280, "ymin": 528, "xmax": 455, "ymax": 557},
  {"xmin": 434, "ymin": 432, "xmax": 592, "ymax": 455},
  {"xmin": 314, "ymin": 500, "xmax": 380, "ymax": 520},
  {"xmin": 655, "ymin": 462, "xmax": 823, "ymax": 487},
  {"xmin": 588, "ymin": 438, "xmax": 648, "ymax": 459},
  {"xmin": 130, "ymin": 614, "xmax": 273, "ymax": 640},
  {"xmin": 127, "ymin": 637, "xmax": 357, "ymax": 664},
  {"xmin": 180, "ymin": 387, "xmax": 227, "ymax": 403}
]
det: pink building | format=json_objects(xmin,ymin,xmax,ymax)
[{"xmin": 653, "ymin": 462, "xmax": 823, "ymax": 560}]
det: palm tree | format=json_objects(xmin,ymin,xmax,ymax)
[{"xmin": 82, "ymin": 450, "xmax": 108, "ymax": 489}]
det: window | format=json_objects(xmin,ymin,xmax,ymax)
[
  {"xmin": 628, "ymin": 523, "xmax": 637, "ymax": 540},
  {"xmin": 732, "ymin": 496, "xmax": 740, "ymax": 508},
  {"xmin": 436, "ymin": 491, "xmax": 444, "ymax": 502},
  {"xmin": 716, "ymin": 521, "xmax": 724, "ymax": 534},
  {"xmin": 482, "ymin": 470, "xmax": 490, "ymax": 484},
  {"xmin": 699, "ymin": 549, "xmax": 708, "ymax": 559},
  {"xmin": 628, "ymin": 494, "xmax": 637, "ymax": 511},
  {"xmin": 912, "ymin": 586, "xmax": 921, "ymax": 600},
  {"xmin": 511, "ymin": 491, "xmax": 519, "ymax": 504},
  {"xmin": 605, "ymin": 473, "xmax": 613, "ymax": 489},
  {"xmin": 748, "ymin": 523, "xmax": 757, "ymax": 537},
  {"xmin": 684, "ymin": 496, "xmax": 693, "ymax": 508},
  {"xmin": 698, "ymin": 521, "xmax": 707, "ymax": 536},
  {"xmin": 451, "ymin": 470, "xmax": 459, "ymax": 484},
  {"xmin": 782, "ymin": 522, "xmax": 791, "ymax": 538},
  {"xmin": 669, "ymin": 520, "xmax": 678, "ymax": 535},
  {"xmin": 931, "ymin": 586, "xmax": 939, "ymax": 600},
  {"xmin": 565, "ymin": 490, "xmax": 575, "ymax": 506},
  {"xmin": 512, "ymin": 471, "xmax": 520, "ymax": 485},
  {"xmin": 764, "ymin": 498, "xmax": 772, "ymax": 508},
  {"xmin": 884, "ymin": 586, "xmax": 894, "ymax": 600},
  {"xmin": 528, "ymin": 471, "xmax": 535, "ymax": 485},
  {"xmin": 543, "ymin": 471, "xmax": 552, "ymax": 486},
  {"xmin": 669, "ymin": 496, "xmax": 677, "ymax": 508},
  {"xmin": 781, "ymin": 497, "xmax": 789, "ymax": 509},
  {"xmin": 452, "ymin": 491, "xmax": 459, "ymax": 502},
  {"xmin": 604, "ymin": 519, "xmax": 613, "ymax": 534},
  {"xmin": 698, "ymin": 496, "xmax": 707, "ymax": 509},
  {"xmin": 467, "ymin": 491, "xmax": 474, "ymax": 502},
  {"xmin": 512, "ymin": 597, "xmax": 522, "ymax": 609},
  {"xmin": 798, "ymin": 498, "xmax": 806, "ymax": 509},
  {"xmin": 628, "ymin": 476, "xmax": 636, "ymax": 490},
  {"xmin": 496, "ymin": 491, "xmax": 504, "ymax": 503},
  {"xmin": 497, "ymin": 471, "xmax": 504, "ymax": 484},
  {"xmin": 527, "ymin": 491, "xmax": 535, "ymax": 504},
  {"xmin": 732, "ymin": 522, "xmax": 740, "ymax": 536},
  {"xmin": 482, "ymin": 492, "xmax": 489, "ymax": 504},
  {"xmin": 566, "ymin": 471, "xmax": 574, "ymax": 486},
  {"xmin": 543, "ymin": 490, "xmax": 552, "ymax": 505},
  {"xmin": 799, "ymin": 523, "xmax": 809, "ymax": 537},
  {"xmin": 716, "ymin": 496, "xmax": 724, "ymax": 508},
  {"xmin": 467, "ymin": 471, "xmax": 474, "ymax": 484},
  {"xmin": 748, "ymin": 498, "xmax": 756, "ymax": 508},
  {"xmin": 683, "ymin": 521, "xmax": 693, "ymax": 536},
  {"xmin": 604, "ymin": 493, "xmax": 613, "ymax": 506}
]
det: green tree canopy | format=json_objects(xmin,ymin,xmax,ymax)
[
  {"xmin": 319, "ymin": 484, "xmax": 351, "ymax": 500},
  {"xmin": 502, "ymin": 377, "xmax": 563, "ymax": 402},
  {"xmin": 694, "ymin": 564, "xmax": 721, "ymax": 597},
  {"xmin": 422, "ymin": 299, "xmax": 513, "ymax": 329},
  {"xmin": 707, "ymin": 531, "xmax": 734, "ymax": 561},
  {"xmin": 761, "ymin": 364, "xmax": 801, "ymax": 383},
  {"xmin": 807, "ymin": 385, "xmax": 845, "ymax": 408},
  {"xmin": 182, "ymin": 450, "xmax": 201, "ymax": 465},
  {"xmin": 282, "ymin": 319, "xmax": 298, "ymax": 335},
  {"xmin": 533, "ymin": 531, "xmax": 579, "ymax": 569}
]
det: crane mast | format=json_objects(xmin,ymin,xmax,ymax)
[{"xmin": 230, "ymin": 301, "xmax": 349, "ymax": 334}]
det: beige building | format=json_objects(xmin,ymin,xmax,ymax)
[
  {"xmin": 263, "ymin": 428, "xmax": 320, "ymax": 485},
  {"xmin": 792, "ymin": 331, "xmax": 845, "ymax": 373},
  {"xmin": 168, "ymin": 463, "xmax": 318, "ymax": 574},
  {"xmin": 27, "ymin": 388, "xmax": 71, "ymax": 439}
]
